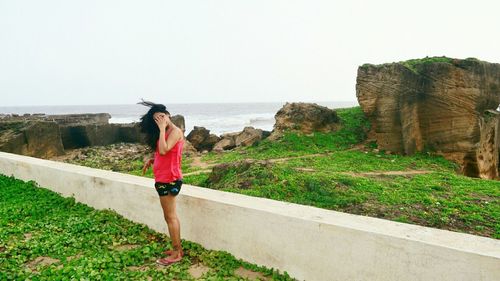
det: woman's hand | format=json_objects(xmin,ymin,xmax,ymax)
[
  {"xmin": 142, "ymin": 158, "xmax": 154, "ymax": 175},
  {"xmin": 154, "ymin": 114, "xmax": 169, "ymax": 130}
]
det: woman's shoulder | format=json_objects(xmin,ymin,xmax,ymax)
[{"xmin": 169, "ymin": 126, "xmax": 184, "ymax": 141}]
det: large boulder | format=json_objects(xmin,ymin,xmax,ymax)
[
  {"xmin": 116, "ymin": 123, "xmax": 142, "ymax": 143},
  {"xmin": 59, "ymin": 124, "xmax": 118, "ymax": 149},
  {"xmin": 356, "ymin": 57, "xmax": 500, "ymax": 179},
  {"xmin": 0, "ymin": 121, "xmax": 65, "ymax": 158},
  {"xmin": 235, "ymin": 127, "xmax": 265, "ymax": 147},
  {"xmin": 170, "ymin": 115, "xmax": 185, "ymax": 133},
  {"xmin": 213, "ymin": 132, "xmax": 239, "ymax": 151},
  {"xmin": 186, "ymin": 126, "xmax": 220, "ymax": 152},
  {"xmin": 269, "ymin": 102, "xmax": 340, "ymax": 139},
  {"xmin": 182, "ymin": 139, "xmax": 198, "ymax": 156}
]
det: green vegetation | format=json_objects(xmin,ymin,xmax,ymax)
[
  {"xmin": 359, "ymin": 56, "xmax": 454, "ymax": 73},
  {"xmin": 0, "ymin": 175, "xmax": 293, "ymax": 280},
  {"xmin": 57, "ymin": 106, "xmax": 499, "ymax": 239},
  {"xmin": 181, "ymin": 107, "xmax": 499, "ymax": 239},
  {"xmin": 202, "ymin": 107, "xmax": 370, "ymax": 163},
  {"xmin": 401, "ymin": 56, "xmax": 453, "ymax": 71}
]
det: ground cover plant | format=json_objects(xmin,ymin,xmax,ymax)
[
  {"xmin": 0, "ymin": 175, "xmax": 293, "ymax": 280},
  {"xmin": 60, "ymin": 107, "xmax": 499, "ymax": 239}
]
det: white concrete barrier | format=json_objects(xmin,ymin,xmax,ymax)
[{"xmin": 0, "ymin": 151, "xmax": 499, "ymax": 281}]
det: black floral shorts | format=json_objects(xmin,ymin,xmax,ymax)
[{"xmin": 154, "ymin": 180, "xmax": 183, "ymax": 197}]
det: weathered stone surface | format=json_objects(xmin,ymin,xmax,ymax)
[
  {"xmin": 0, "ymin": 121, "xmax": 65, "ymax": 158},
  {"xmin": 356, "ymin": 57, "xmax": 500, "ymax": 178},
  {"xmin": 116, "ymin": 123, "xmax": 142, "ymax": 143},
  {"xmin": 186, "ymin": 126, "xmax": 220, "ymax": 151},
  {"xmin": 60, "ymin": 124, "xmax": 116, "ymax": 149},
  {"xmin": 60, "ymin": 123, "xmax": 144, "ymax": 149},
  {"xmin": 473, "ymin": 110, "xmax": 500, "ymax": 179},
  {"xmin": 170, "ymin": 115, "xmax": 185, "ymax": 133},
  {"xmin": 269, "ymin": 102, "xmax": 340, "ymax": 140},
  {"xmin": 213, "ymin": 132, "xmax": 238, "ymax": 152},
  {"xmin": 182, "ymin": 139, "xmax": 198, "ymax": 156},
  {"xmin": 235, "ymin": 126, "xmax": 265, "ymax": 147},
  {"xmin": 0, "ymin": 113, "xmax": 111, "ymax": 125}
]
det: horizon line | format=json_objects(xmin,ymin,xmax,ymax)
[{"xmin": 0, "ymin": 100, "xmax": 359, "ymax": 108}]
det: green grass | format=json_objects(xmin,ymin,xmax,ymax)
[
  {"xmin": 401, "ymin": 56, "xmax": 453, "ymax": 71},
  {"xmin": 55, "ymin": 106, "xmax": 499, "ymax": 239},
  {"xmin": 201, "ymin": 107, "xmax": 370, "ymax": 163},
  {"xmin": 180, "ymin": 107, "xmax": 499, "ymax": 239},
  {"xmin": 0, "ymin": 175, "xmax": 294, "ymax": 280},
  {"xmin": 199, "ymin": 161, "xmax": 499, "ymax": 238}
]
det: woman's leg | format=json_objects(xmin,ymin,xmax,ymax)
[{"xmin": 159, "ymin": 194, "xmax": 182, "ymax": 258}]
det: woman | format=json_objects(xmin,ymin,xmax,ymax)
[{"xmin": 138, "ymin": 100, "xmax": 184, "ymax": 266}]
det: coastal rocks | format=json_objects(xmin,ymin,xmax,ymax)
[
  {"xmin": 0, "ymin": 113, "xmax": 111, "ymax": 125},
  {"xmin": 170, "ymin": 115, "xmax": 186, "ymax": 133},
  {"xmin": 235, "ymin": 127, "xmax": 267, "ymax": 147},
  {"xmin": 269, "ymin": 102, "xmax": 340, "ymax": 140},
  {"xmin": 213, "ymin": 132, "xmax": 238, "ymax": 151},
  {"xmin": 186, "ymin": 126, "xmax": 220, "ymax": 152},
  {"xmin": 59, "ymin": 123, "xmax": 143, "ymax": 149},
  {"xmin": 0, "ymin": 121, "xmax": 65, "ymax": 158},
  {"xmin": 213, "ymin": 127, "xmax": 270, "ymax": 152},
  {"xmin": 60, "ymin": 114, "xmax": 185, "ymax": 149},
  {"xmin": 356, "ymin": 57, "xmax": 500, "ymax": 179},
  {"xmin": 182, "ymin": 139, "xmax": 198, "ymax": 156}
]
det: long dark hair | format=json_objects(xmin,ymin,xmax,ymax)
[{"xmin": 138, "ymin": 99, "xmax": 170, "ymax": 151}]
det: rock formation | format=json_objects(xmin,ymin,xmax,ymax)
[
  {"xmin": 269, "ymin": 102, "xmax": 340, "ymax": 140},
  {"xmin": 213, "ymin": 132, "xmax": 239, "ymax": 151},
  {"xmin": 0, "ymin": 113, "xmax": 187, "ymax": 153},
  {"xmin": 186, "ymin": 126, "xmax": 220, "ymax": 152},
  {"xmin": 0, "ymin": 121, "xmax": 65, "ymax": 158},
  {"xmin": 213, "ymin": 127, "xmax": 270, "ymax": 152},
  {"xmin": 356, "ymin": 57, "xmax": 500, "ymax": 179}
]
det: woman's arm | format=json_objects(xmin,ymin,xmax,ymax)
[
  {"xmin": 142, "ymin": 152, "xmax": 154, "ymax": 175},
  {"xmin": 154, "ymin": 114, "xmax": 183, "ymax": 155},
  {"xmin": 158, "ymin": 127, "xmax": 182, "ymax": 155}
]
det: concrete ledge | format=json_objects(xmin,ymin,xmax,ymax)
[{"xmin": 0, "ymin": 151, "xmax": 499, "ymax": 281}]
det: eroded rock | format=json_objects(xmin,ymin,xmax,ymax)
[
  {"xmin": 0, "ymin": 121, "xmax": 65, "ymax": 158},
  {"xmin": 356, "ymin": 57, "xmax": 500, "ymax": 178},
  {"xmin": 186, "ymin": 126, "xmax": 220, "ymax": 151},
  {"xmin": 269, "ymin": 102, "xmax": 340, "ymax": 140}
]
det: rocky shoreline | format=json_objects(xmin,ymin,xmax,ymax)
[
  {"xmin": 2, "ymin": 57, "xmax": 500, "ymax": 179},
  {"xmin": 0, "ymin": 102, "xmax": 340, "ymax": 157}
]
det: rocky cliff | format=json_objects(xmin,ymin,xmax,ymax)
[
  {"xmin": 0, "ymin": 121, "xmax": 65, "ymax": 158},
  {"xmin": 356, "ymin": 57, "xmax": 500, "ymax": 178}
]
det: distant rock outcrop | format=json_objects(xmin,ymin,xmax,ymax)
[
  {"xmin": 0, "ymin": 113, "xmax": 187, "ymax": 155},
  {"xmin": 0, "ymin": 121, "xmax": 65, "ymax": 158},
  {"xmin": 186, "ymin": 126, "xmax": 220, "ymax": 152},
  {"xmin": 269, "ymin": 102, "xmax": 340, "ymax": 140},
  {"xmin": 213, "ymin": 132, "xmax": 239, "ymax": 151},
  {"xmin": 213, "ymin": 127, "xmax": 270, "ymax": 152},
  {"xmin": 356, "ymin": 57, "xmax": 500, "ymax": 179}
]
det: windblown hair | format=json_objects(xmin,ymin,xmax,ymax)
[{"xmin": 138, "ymin": 99, "xmax": 170, "ymax": 151}]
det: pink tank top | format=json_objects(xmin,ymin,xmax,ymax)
[{"xmin": 153, "ymin": 130, "xmax": 184, "ymax": 183}]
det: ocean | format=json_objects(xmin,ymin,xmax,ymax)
[{"xmin": 0, "ymin": 101, "xmax": 358, "ymax": 136}]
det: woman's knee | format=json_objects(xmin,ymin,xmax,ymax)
[{"xmin": 164, "ymin": 212, "xmax": 178, "ymax": 224}]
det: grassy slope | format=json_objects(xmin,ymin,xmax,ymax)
[
  {"xmin": 185, "ymin": 107, "xmax": 500, "ymax": 239},
  {"xmin": 0, "ymin": 175, "xmax": 293, "ymax": 280},
  {"xmin": 59, "ymin": 107, "xmax": 499, "ymax": 239}
]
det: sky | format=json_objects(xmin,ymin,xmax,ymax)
[{"xmin": 0, "ymin": 0, "xmax": 499, "ymax": 106}]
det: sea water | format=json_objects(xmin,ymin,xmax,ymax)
[{"xmin": 0, "ymin": 101, "xmax": 358, "ymax": 135}]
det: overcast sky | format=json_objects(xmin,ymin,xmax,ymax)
[{"xmin": 1, "ymin": 0, "xmax": 499, "ymax": 106}]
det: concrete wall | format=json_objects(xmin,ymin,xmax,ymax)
[{"xmin": 0, "ymin": 151, "xmax": 499, "ymax": 281}]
